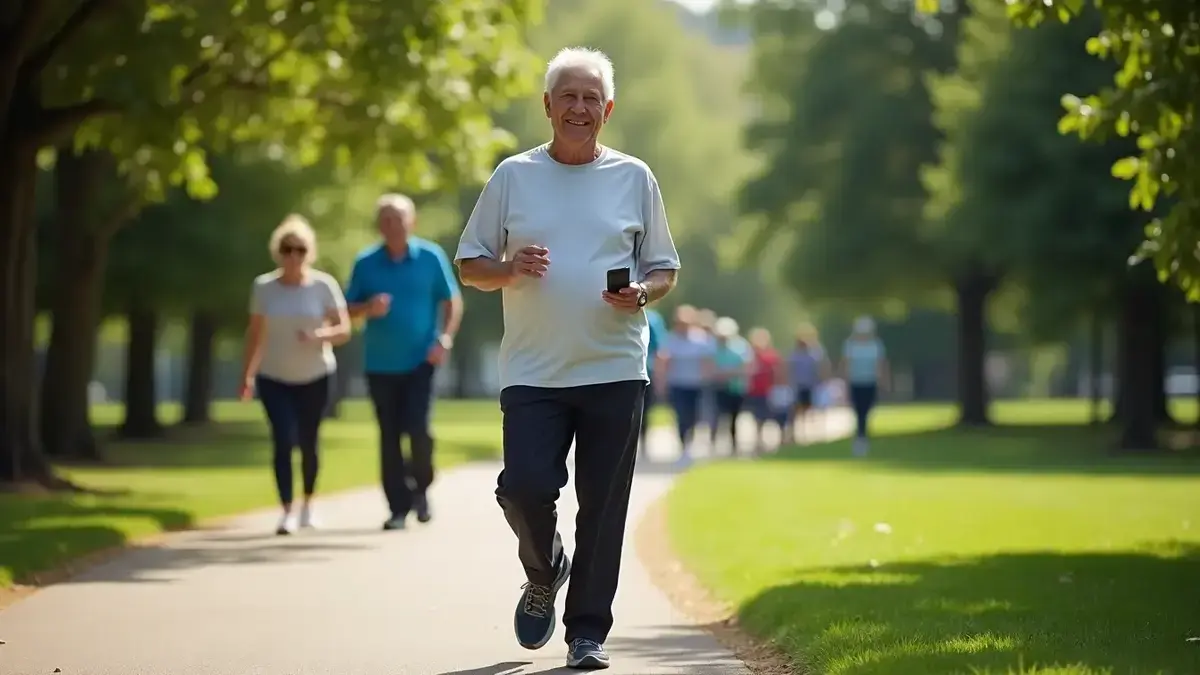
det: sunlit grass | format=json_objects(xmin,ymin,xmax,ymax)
[
  {"xmin": 0, "ymin": 399, "xmax": 502, "ymax": 588},
  {"xmin": 668, "ymin": 399, "xmax": 1200, "ymax": 675}
]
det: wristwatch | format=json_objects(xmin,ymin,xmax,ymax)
[
  {"xmin": 635, "ymin": 284, "xmax": 649, "ymax": 308},
  {"xmin": 438, "ymin": 333, "xmax": 455, "ymax": 350}
]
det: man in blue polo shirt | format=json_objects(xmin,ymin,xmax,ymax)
[
  {"xmin": 346, "ymin": 194, "xmax": 463, "ymax": 530},
  {"xmin": 640, "ymin": 307, "xmax": 666, "ymax": 456}
]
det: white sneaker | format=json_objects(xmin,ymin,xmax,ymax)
[
  {"xmin": 275, "ymin": 512, "xmax": 293, "ymax": 536},
  {"xmin": 852, "ymin": 437, "xmax": 869, "ymax": 457},
  {"xmin": 298, "ymin": 504, "xmax": 316, "ymax": 529}
]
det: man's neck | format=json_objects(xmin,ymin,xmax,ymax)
[
  {"xmin": 548, "ymin": 139, "xmax": 601, "ymax": 166},
  {"xmin": 385, "ymin": 240, "xmax": 409, "ymax": 259}
]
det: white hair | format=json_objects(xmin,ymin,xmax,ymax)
[
  {"xmin": 376, "ymin": 193, "xmax": 415, "ymax": 221},
  {"xmin": 853, "ymin": 316, "xmax": 876, "ymax": 335},
  {"xmin": 544, "ymin": 47, "xmax": 615, "ymax": 102},
  {"xmin": 268, "ymin": 214, "xmax": 317, "ymax": 265},
  {"xmin": 714, "ymin": 317, "xmax": 740, "ymax": 338}
]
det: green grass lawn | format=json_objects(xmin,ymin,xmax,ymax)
[
  {"xmin": 668, "ymin": 399, "xmax": 1200, "ymax": 675},
  {"xmin": 0, "ymin": 398, "xmax": 502, "ymax": 589}
]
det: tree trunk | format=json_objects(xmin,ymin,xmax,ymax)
[
  {"xmin": 181, "ymin": 311, "xmax": 217, "ymax": 425},
  {"xmin": 1194, "ymin": 304, "xmax": 1200, "ymax": 429},
  {"xmin": 1151, "ymin": 302, "xmax": 1174, "ymax": 425},
  {"xmin": 119, "ymin": 308, "xmax": 163, "ymax": 438},
  {"xmin": 953, "ymin": 271, "xmax": 993, "ymax": 427},
  {"xmin": 40, "ymin": 150, "xmax": 110, "ymax": 460},
  {"xmin": 1088, "ymin": 311, "xmax": 1104, "ymax": 425},
  {"xmin": 1116, "ymin": 280, "xmax": 1159, "ymax": 452},
  {"xmin": 0, "ymin": 122, "xmax": 53, "ymax": 483}
]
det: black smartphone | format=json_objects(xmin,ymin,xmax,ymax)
[{"xmin": 606, "ymin": 266, "xmax": 631, "ymax": 293}]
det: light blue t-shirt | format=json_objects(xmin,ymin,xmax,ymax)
[
  {"xmin": 714, "ymin": 337, "xmax": 752, "ymax": 394},
  {"xmin": 789, "ymin": 346, "xmax": 824, "ymax": 388},
  {"xmin": 843, "ymin": 338, "xmax": 884, "ymax": 385},
  {"xmin": 345, "ymin": 239, "xmax": 459, "ymax": 374},
  {"xmin": 662, "ymin": 330, "xmax": 716, "ymax": 389},
  {"xmin": 454, "ymin": 144, "xmax": 682, "ymax": 389}
]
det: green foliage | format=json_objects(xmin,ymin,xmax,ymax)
[
  {"xmin": 995, "ymin": 0, "xmax": 1200, "ymax": 298},
  {"xmin": 104, "ymin": 151, "xmax": 377, "ymax": 326},
  {"xmin": 739, "ymin": 2, "xmax": 959, "ymax": 306},
  {"xmin": 928, "ymin": 2, "xmax": 1144, "ymax": 341},
  {"xmin": 34, "ymin": 0, "xmax": 544, "ymax": 203}
]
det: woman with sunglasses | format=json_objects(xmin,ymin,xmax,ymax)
[{"xmin": 240, "ymin": 215, "xmax": 351, "ymax": 535}]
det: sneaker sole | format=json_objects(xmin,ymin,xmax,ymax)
[
  {"xmin": 515, "ymin": 554, "xmax": 572, "ymax": 650},
  {"xmin": 566, "ymin": 653, "xmax": 610, "ymax": 670}
]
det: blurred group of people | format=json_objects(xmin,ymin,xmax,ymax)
[{"xmin": 643, "ymin": 307, "xmax": 889, "ymax": 462}]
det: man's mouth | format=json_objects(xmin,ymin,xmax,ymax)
[{"xmin": 565, "ymin": 119, "xmax": 589, "ymax": 127}]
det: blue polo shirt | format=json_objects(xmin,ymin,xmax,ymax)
[
  {"xmin": 645, "ymin": 308, "xmax": 666, "ymax": 379},
  {"xmin": 345, "ymin": 239, "xmax": 459, "ymax": 374}
]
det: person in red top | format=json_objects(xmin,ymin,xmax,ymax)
[{"xmin": 745, "ymin": 327, "xmax": 786, "ymax": 452}]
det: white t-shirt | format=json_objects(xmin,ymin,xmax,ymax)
[
  {"xmin": 250, "ymin": 270, "xmax": 345, "ymax": 384},
  {"xmin": 455, "ymin": 144, "xmax": 682, "ymax": 389}
]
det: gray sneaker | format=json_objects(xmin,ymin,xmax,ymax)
[
  {"xmin": 566, "ymin": 638, "xmax": 610, "ymax": 669},
  {"xmin": 514, "ymin": 553, "xmax": 571, "ymax": 650},
  {"xmin": 382, "ymin": 514, "xmax": 406, "ymax": 531}
]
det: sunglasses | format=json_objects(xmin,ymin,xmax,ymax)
[{"xmin": 279, "ymin": 244, "xmax": 308, "ymax": 257}]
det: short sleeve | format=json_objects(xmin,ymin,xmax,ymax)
[
  {"xmin": 637, "ymin": 167, "xmax": 681, "ymax": 275},
  {"xmin": 432, "ymin": 245, "xmax": 461, "ymax": 301},
  {"xmin": 249, "ymin": 279, "xmax": 265, "ymax": 314},
  {"xmin": 344, "ymin": 257, "xmax": 367, "ymax": 304},
  {"xmin": 455, "ymin": 164, "xmax": 509, "ymax": 263},
  {"xmin": 319, "ymin": 274, "xmax": 347, "ymax": 312}
]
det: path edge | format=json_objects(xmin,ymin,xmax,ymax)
[
  {"xmin": 634, "ymin": 491, "xmax": 799, "ymax": 675},
  {"xmin": 0, "ymin": 483, "xmax": 380, "ymax": 611}
]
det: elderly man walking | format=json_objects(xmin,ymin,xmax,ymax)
[
  {"xmin": 455, "ymin": 46, "xmax": 681, "ymax": 670},
  {"xmin": 346, "ymin": 194, "xmax": 462, "ymax": 531}
]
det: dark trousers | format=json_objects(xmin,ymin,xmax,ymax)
[
  {"xmin": 639, "ymin": 380, "xmax": 656, "ymax": 449},
  {"xmin": 367, "ymin": 363, "xmax": 436, "ymax": 517},
  {"xmin": 668, "ymin": 386, "xmax": 702, "ymax": 446},
  {"xmin": 256, "ymin": 374, "xmax": 331, "ymax": 506},
  {"xmin": 712, "ymin": 390, "xmax": 745, "ymax": 449},
  {"xmin": 849, "ymin": 383, "xmax": 878, "ymax": 438},
  {"xmin": 496, "ymin": 380, "xmax": 646, "ymax": 645}
]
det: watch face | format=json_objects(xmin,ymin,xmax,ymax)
[{"xmin": 637, "ymin": 292, "xmax": 648, "ymax": 307}]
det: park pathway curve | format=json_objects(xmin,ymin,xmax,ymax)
[{"xmin": 0, "ymin": 410, "xmax": 851, "ymax": 675}]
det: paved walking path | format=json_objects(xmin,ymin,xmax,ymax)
[{"xmin": 0, "ymin": 409, "xmax": 851, "ymax": 675}]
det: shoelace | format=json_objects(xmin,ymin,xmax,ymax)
[
  {"xmin": 521, "ymin": 582, "xmax": 553, "ymax": 618},
  {"xmin": 570, "ymin": 638, "xmax": 603, "ymax": 654}
]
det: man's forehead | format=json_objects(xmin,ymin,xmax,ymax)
[{"xmin": 552, "ymin": 67, "xmax": 603, "ymax": 92}]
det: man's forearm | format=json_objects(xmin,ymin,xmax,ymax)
[
  {"xmin": 457, "ymin": 257, "xmax": 514, "ymax": 292},
  {"xmin": 641, "ymin": 268, "xmax": 678, "ymax": 303},
  {"xmin": 347, "ymin": 303, "xmax": 372, "ymax": 320},
  {"xmin": 441, "ymin": 296, "xmax": 463, "ymax": 338}
]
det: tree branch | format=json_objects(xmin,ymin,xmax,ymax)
[
  {"xmin": 97, "ymin": 192, "xmax": 143, "ymax": 237},
  {"xmin": 32, "ymin": 98, "xmax": 120, "ymax": 146},
  {"xmin": 22, "ymin": 0, "xmax": 115, "ymax": 78}
]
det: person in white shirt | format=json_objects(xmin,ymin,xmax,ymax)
[
  {"xmin": 454, "ymin": 46, "xmax": 681, "ymax": 670},
  {"xmin": 239, "ymin": 215, "xmax": 350, "ymax": 535}
]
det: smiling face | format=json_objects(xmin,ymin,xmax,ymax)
[{"xmin": 545, "ymin": 66, "xmax": 613, "ymax": 151}]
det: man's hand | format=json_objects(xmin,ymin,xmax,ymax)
[
  {"xmin": 602, "ymin": 282, "xmax": 645, "ymax": 314},
  {"xmin": 366, "ymin": 293, "xmax": 392, "ymax": 318},
  {"xmin": 239, "ymin": 377, "xmax": 255, "ymax": 401},
  {"xmin": 510, "ymin": 245, "xmax": 550, "ymax": 278},
  {"xmin": 426, "ymin": 334, "xmax": 453, "ymax": 366}
]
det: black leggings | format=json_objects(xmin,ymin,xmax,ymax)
[
  {"xmin": 849, "ymin": 384, "xmax": 877, "ymax": 439},
  {"xmin": 257, "ymin": 374, "xmax": 331, "ymax": 505}
]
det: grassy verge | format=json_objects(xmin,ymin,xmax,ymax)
[
  {"xmin": 0, "ymin": 399, "xmax": 502, "ymax": 589},
  {"xmin": 667, "ymin": 399, "xmax": 1200, "ymax": 675}
]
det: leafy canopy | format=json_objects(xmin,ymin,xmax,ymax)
[
  {"xmin": 31, "ymin": 0, "xmax": 543, "ymax": 202},
  {"xmin": 919, "ymin": 0, "xmax": 1200, "ymax": 298}
]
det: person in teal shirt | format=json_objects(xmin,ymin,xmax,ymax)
[
  {"xmin": 640, "ymin": 308, "xmax": 667, "ymax": 453},
  {"xmin": 710, "ymin": 317, "xmax": 753, "ymax": 454}
]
